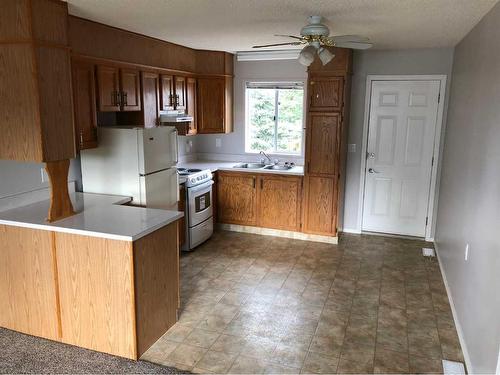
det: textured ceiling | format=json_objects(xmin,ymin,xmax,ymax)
[{"xmin": 66, "ymin": 0, "xmax": 498, "ymax": 52}]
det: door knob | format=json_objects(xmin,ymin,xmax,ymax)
[{"xmin": 368, "ymin": 168, "xmax": 380, "ymax": 174}]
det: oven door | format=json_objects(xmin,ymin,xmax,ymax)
[{"xmin": 187, "ymin": 180, "xmax": 213, "ymax": 227}]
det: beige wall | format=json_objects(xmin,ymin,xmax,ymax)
[{"xmin": 435, "ymin": 2, "xmax": 500, "ymax": 373}]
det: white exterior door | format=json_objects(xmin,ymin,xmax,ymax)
[{"xmin": 362, "ymin": 80, "xmax": 440, "ymax": 237}]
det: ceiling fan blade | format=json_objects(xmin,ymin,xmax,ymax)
[
  {"xmin": 330, "ymin": 35, "xmax": 370, "ymax": 43},
  {"xmin": 274, "ymin": 34, "xmax": 303, "ymax": 40},
  {"xmin": 334, "ymin": 41, "xmax": 373, "ymax": 50},
  {"xmin": 252, "ymin": 41, "xmax": 303, "ymax": 48}
]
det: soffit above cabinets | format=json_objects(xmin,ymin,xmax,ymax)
[{"xmin": 66, "ymin": 0, "xmax": 498, "ymax": 52}]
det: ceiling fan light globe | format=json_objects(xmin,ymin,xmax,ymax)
[
  {"xmin": 318, "ymin": 47, "xmax": 335, "ymax": 65},
  {"xmin": 298, "ymin": 45, "xmax": 316, "ymax": 66}
]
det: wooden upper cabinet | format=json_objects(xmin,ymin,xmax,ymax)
[
  {"xmin": 0, "ymin": 0, "xmax": 74, "ymax": 162},
  {"xmin": 160, "ymin": 75, "xmax": 174, "ymax": 111},
  {"xmin": 141, "ymin": 71, "xmax": 160, "ymax": 128},
  {"xmin": 72, "ymin": 59, "xmax": 97, "ymax": 150},
  {"xmin": 258, "ymin": 175, "xmax": 302, "ymax": 231},
  {"xmin": 217, "ymin": 172, "xmax": 257, "ymax": 226},
  {"xmin": 309, "ymin": 77, "xmax": 344, "ymax": 112},
  {"xmin": 120, "ymin": 68, "xmax": 141, "ymax": 111},
  {"xmin": 174, "ymin": 76, "xmax": 187, "ymax": 111},
  {"xmin": 97, "ymin": 66, "xmax": 120, "ymax": 112},
  {"xmin": 197, "ymin": 77, "xmax": 232, "ymax": 134},
  {"xmin": 306, "ymin": 113, "xmax": 340, "ymax": 176},
  {"xmin": 97, "ymin": 66, "xmax": 141, "ymax": 112}
]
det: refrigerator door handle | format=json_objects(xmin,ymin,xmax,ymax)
[{"xmin": 172, "ymin": 128, "xmax": 178, "ymax": 164}]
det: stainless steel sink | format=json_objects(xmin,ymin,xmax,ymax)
[
  {"xmin": 233, "ymin": 163, "xmax": 268, "ymax": 169},
  {"xmin": 264, "ymin": 165, "xmax": 293, "ymax": 170}
]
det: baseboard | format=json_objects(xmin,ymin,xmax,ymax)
[
  {"xmin": 434, "ymin": 242, "xmax": 473, "ymax": 373},
  {"xmin": 341, "ymin": 228, "xmax": 362, "ymax": 234},
  {"xmin": 217, "ymin": 223, "xmax": 338, "ymax": 244}
]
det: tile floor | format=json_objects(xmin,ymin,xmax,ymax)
[{"xmin": 141, "ymin": 230, "xmax": 464, "ymax": 374}]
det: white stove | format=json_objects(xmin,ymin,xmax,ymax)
[
  {"xmin": 177, "ymin": 168, "xmax": 214, "ymax": 251},
  {"xmin": 178, "ymin": 168, "xmax": 213, "ymax": 187}
]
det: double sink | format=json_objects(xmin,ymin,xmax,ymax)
[{"xmin": 233, "ymin": 163, "xmax": 293, "ymax": 171}]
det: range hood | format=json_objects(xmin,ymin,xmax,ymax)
[{"xmin": 159, "ymin": 110, "xmax": 193, "ymax": 123}]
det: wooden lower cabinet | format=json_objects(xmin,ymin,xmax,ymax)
[
  {"xmin": 217, "ymin": 172, "xmax": 302, "ymax": 231},
  {"xmin": 258, "ymin": 175, "xmax": 302, "ymax": 231},
  {"xmin": 217, "ymin": 171, "xmax": 257, "ymax": 225},
  {"xmin": 302, "ymin": 175, "xmax": 337, "ymax": 236},
  {"xmin": 0, "ymin": 222, "xmax": 180, "ymax": 360}
]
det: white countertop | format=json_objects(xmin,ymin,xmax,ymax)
[
  {"xmin": 178, "ymin": 160, "xmax": 304, "ymax": 180},
  {"xmin": 0, "ymin": 192, "xmax": 183, "ymax": 242}
]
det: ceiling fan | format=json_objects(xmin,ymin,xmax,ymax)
[{"xmin": 252, "ymin": 16, "xmax": 373, "ymax": 66}]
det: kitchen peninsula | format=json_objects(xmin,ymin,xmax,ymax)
[{"xmin": 0, "ymin": 192, "xmax": 183, "ymax": 360}]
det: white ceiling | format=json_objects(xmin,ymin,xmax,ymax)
[{"xmin": 66, "ymin": 0, "xmax": 498, "ymax": 52}]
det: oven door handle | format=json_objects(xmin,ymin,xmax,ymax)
[{"xmin": 188, "ymin": 180, "xmax": 214, "ymax": 194}]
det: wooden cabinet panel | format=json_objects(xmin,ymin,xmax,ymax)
[
  {"xmin": 258, "ymin": 175, "xmax": 302, "ymax": 231},
  {"xmin": 0, "ymin": 0, "xmax": 74, "ymax": 163},
  {"xmin": 141, "ymin": 71, "xmax": 159, "ymax": 128},
  {"xmin": 72, "ymin": 59, "xmax": 97, "ymax": 150},
  {"xmin": 0, "ymin": 225, "xmax": 60, "ymax": 341},
  {"xmin": 306, "ymin": 113, "xmax": 340, "ymax": 176},
  {"xmin": 0, "ymin": 45, "xmax": 44, "ymax": 161},
  {"xmin": 197, "ymin": 77, "xmax": 229, "ymax": 134},
  {"xmin": 133, "ymin": 223, "xmax": 179, "ymax": 357},
  {"xmin": 55, "ymin": 233, "xmax": 136, "ymax": 359},
  {"xmin": 97, "ymin": 65, "xmax": 120, "ymax": 112},
  {"xmin": 309, "ymin": 77, "xmax": 343, "ymax": 112},
  {"xmin": 302, "ymin": 176, "xmax": 337, "ymax": 235},
  {"xmin": 175, "ymin": 76, "xmax": 187, "ymax": 111},
  {"xmin": 120, "ymin": 68, "xmax": 141, "ymax": 111},
  {"xmin": 217, "ymin": 172, "xmax": 257, "ymax": 225},
  {"xmin": 160, "ymin": 74, "xmax": 174, "ymax": 111},
  {"xmin": 185, "ymin": 77, "xmax": 197, "ymax": 135}
]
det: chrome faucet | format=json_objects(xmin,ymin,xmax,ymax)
[{"xmin": 259, "ymin": 151, "xmax": 272, "ymax": 164}]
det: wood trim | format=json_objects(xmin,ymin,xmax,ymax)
[
  {"xmin": 45, "ymin": 160, "xmax": 75, "ymax": 222},
  {"xmin": 50, "ymin": 231, "xmax": 63, "ymax": 340}
]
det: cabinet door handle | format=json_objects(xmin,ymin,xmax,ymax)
[
  {"xmin": 253, "ymin": 177, "xmax": 256, "ymax": 189},
  {"xmin": 260, "ymin": 179, "xmax": 263, "ymax": 190},
  {"xmin": 79, "ymin": 131, "xmax": 83, "ymax": 146},
  {"xmin": 123, "ymin": 92, "xmax": 128, "ymax": 106}
]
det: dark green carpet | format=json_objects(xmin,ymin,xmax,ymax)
[{"xmin": 0, "ymin": 328, "xmax": 187, "ymax": 374}]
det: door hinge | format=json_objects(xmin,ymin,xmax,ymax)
[
  {"xmin": 425, "ymin": 217, "xmax": 429, "ymax": 226},
  {"xmin": 431, "ymin": 156, "xmax": 434, "ymax": 166},
  {"xmin": 438, "ymin": 93, "xmax": 441, "ymax": 103}
]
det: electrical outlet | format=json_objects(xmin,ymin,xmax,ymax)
[
  {"xmin": 40, "ymin": 168, "xmax": 47, "ymax": 183},
  {"xmin": 216, "ymin": 138, "xmax": 222, "ymax": 148},
  {"xmin": 465, "ymin": 243, "xmax": 469, "ymax": 261}
]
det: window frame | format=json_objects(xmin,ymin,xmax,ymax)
[{"xmin": 244, "ymin": 81, "xmax": 306, "ymax": 157}]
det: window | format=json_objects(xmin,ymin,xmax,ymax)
[{"xmin": 245, "ymin": 82, "xmax": 304, "ymax": 155}]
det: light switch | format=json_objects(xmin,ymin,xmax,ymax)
[
  {"xmin": 216, "ymin": 138, "xmax": 222, "ymax": 148},
  {"xmin": 348, "ymin": 144, "xmax": 356, "ymax": 153}
]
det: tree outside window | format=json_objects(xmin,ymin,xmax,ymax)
[{"xmin": 245, "ymin": 82, "xmax": 304, "ymax": 155}]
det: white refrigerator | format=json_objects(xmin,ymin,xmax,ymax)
[{"xmin": 81, "ymin": 126, "xmax": 179, "ymax": 210}]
